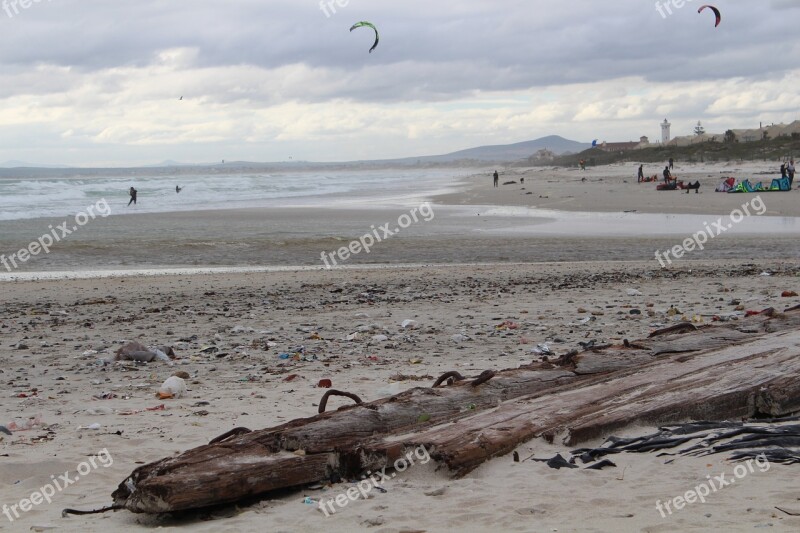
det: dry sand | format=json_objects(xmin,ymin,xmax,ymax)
[
  {"xmin": 438, "ymin": 161, "xmax": 799, "ymax": 216},
  {"xmin": 2, "ymin": 261, "xmax": 800, "ymax": 532}
]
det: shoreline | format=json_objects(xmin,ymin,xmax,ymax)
[{"xmin": 0, "ymin": 162, "xmax": 798, "ymax": 274}]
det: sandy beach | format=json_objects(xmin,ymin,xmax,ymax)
[
  {"xmin": 1, "ymin": 161, "xmax": 799, "ymax": 274},
  {"xmin": 1, "ymin": 260, "xmax": 800, "ymax": 532},
  {"xmin": 2, "ymin": 163, "xmax": 800, "ymax": 533}
]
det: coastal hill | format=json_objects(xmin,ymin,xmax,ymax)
[{"xmin": 543, "ymin": 134, "xmax": 800, "ymax": 168}]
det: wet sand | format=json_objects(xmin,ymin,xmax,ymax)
[{"xmin": 1, "ymin": 160, "xmax": 799, "ymax": 274}]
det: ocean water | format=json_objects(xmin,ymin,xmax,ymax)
[{"xmin": 0, "ymin": 169, "xmax": 476, "ymax": 221}]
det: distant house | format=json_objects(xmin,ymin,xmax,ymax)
[
  {"xmin": 596, "ymin": 136, "xmax": 649, "ymax": 153},
  {"xmin": 528, "ymin": 148, "xmax": 555, "ymax": 163}
]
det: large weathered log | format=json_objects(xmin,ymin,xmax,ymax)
[
  {"xmin": 111, "ymin": 309, "xmax": 800, "ymax": 514},
  {"xmin": 368, "ymin": 327, "xmax": 800, "ymax": 476}
]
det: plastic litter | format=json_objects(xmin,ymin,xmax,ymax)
[
  {"xmin": 6, "ymin": 414, "xmax": 44, "ymax": 432},
  {"xmin": 532, "ymin": 343, "xmax": 553, "ymax": 356},
  {"xmin": 157, "ymin": 376, "xmax": 187, "ymax": 399}
]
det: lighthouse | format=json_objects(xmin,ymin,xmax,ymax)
[{"xmin": 661, "ymin": 118, "xmax": 671, "ymax": 144}]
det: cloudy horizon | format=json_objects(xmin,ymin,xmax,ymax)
[{"xmin": 0, "ymin": 0, "xmax": 798, "ymax": 167}]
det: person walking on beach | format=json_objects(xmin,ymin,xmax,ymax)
[
  {"xmin": 579, "ymin": 159, "xmax": 586, "ymax": 171},
  {"xmin": 493, "ymin": 170, "xmax": 499, "ymax": 188},
  {"xmin": 127, "ymin": 187, "xmax": 138, "ymax": 206},
  {"xmin": 788, "ymin": 160, "xmax": 795, "ymax": 185},
  {"xmin": 638, "ymin": 165, "xmax": 645, "ymax": 183},
  {"xmin": 781, "ymin": 163, "xmax": 787, "ymax": 179},
  {"xmin": 669, "ymin": 157, "xmax": 674, "ymax": 170},
  {"xmin": 176, "ymin": 185, "xmax": 182, "ymax": 193}
]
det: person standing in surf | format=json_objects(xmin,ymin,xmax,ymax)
[
  {"xmin": 128, "ymin": 187, "xmax": 138, "ymax": 206},
  {"xmin": 493, "ymin": 170, "xmax": 499, "ymax": 188}
]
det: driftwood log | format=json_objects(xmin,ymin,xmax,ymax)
[{"xmin": 111, "ymin": 309, "xmax": 800, "ymax": 514}]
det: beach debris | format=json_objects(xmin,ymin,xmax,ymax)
[
  {"xmin": 782, "ymin": 291, "xmax": 798, "ymax": 298},
  {"xmin": 318, "ymin": 379, "xmax": 333, "ymax": 388},
  {"xmin": 531, "ymin": 453, "xmax": 577, "ymax": 470},
  {"xmin": 92, "ymin": 393, "xmax": 117, "ymax": 400},
  {"xmin": 401, "ymin": 319, "xmax": 419, "ymax": 330},
  {"xmin": 571, "ymin": 416, "xmax": 800, "ymax": 467},
  {"xmin": 78, "ymin": 423, "xmax": 102, "ymax": 431},
  {"xmin": 6, "ymin": 414, "xmax": 44, "ymax": 432},
  {"xmin": 626, "ymin": 289, "xmax": 643, "ymax": 296},
  {"xmin": 531, "ymin": 343, "xmax": 553, "ymax": 356},
  {"xmin": 157, "ymin": 376, "xmax": 187, "ymax": 399},
  {"xmin": 432, "ymin": 371, "xmax": 466, "ymax": 388},
  {"xmin": 317, "ymin": 389, "xmax": 363, "ymax": 414},
  {"xmin": 172, "ymin": 371, "xmax": 190, "ymax": 380},
  {"xmin": 102, "ymin": 309, "xmax": 800, "ymax": 515},
  {"xmin": 0, "ymin": 426, "xmax": 11, "ymax": 436},
  {"xmin": 350, "ymin": 21, "xmax": 379, "ymax": 53},
  {"xmin": 495, "ymin": 320, "xmax": 519, "ymax": 330},
  {"xmin": 29, "ymin": 525, "xmax": 59, "ymax": 532},
  {"xmin": 116, "ymin": 342, "xmax": 172, "ymax": 363}
]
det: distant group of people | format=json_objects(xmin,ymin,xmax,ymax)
[
  {"xmin": 636, "ymin": 158, "xmax": 676, "ymax": 183},
  {"xmin": 126, "ymin": 185, "xmax": 183, "ymax": 206}
]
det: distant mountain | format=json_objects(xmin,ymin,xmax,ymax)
[
  {"xmin": 421, "ymin": 135, "xmax": 590, "ymax": 162},
  {"xmin": 0, "ymin": 135, "xmax": 589, "ymax": 174}
]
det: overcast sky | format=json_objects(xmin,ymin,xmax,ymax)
[{"xmin": 0, "ymin": 0, "xmax": 798, "ymax": 166}]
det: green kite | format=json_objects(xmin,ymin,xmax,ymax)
[{"xmin": 350, "ymin": 21, "xmax": 379, "ymax": 54}]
